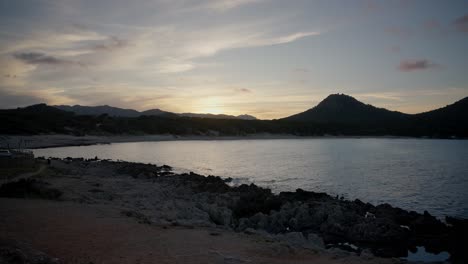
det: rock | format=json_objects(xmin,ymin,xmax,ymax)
[
  {"xmin": 288, "ymin": 217, "xmax": 298, "ymax": 230},
  {"xmin": 0, "ymin": 239, "xmax": 60, "ymax": 264},
  {"xmin": 236, "ymin": 218, "xmax": 251, "ymax": 231},
  {"xmin": 243, "ymin": 228, "xmax": 271, "ymax": 238},
  {"xmin": 120, "ymin": 210, "xmax": 151, "ymax": 225},
  {"xmin": 306, "ymin": 233, "xmax": 325, "ymax": 249},
  {"xmin": 327, "ymin": 247, "xmax": 353, "ymax": 259},
  {"xmin": 249, "ymin": 212, "xmax": 269, "ymax": 230},
  {"xmin": 273, "ymin": 232, "xmax": 324, "ymax": 250},
  {"xmin": 360, "ymin": 248, "xmax": 374, "ymax": 260},
  {"xmin": 205, "ymin": 205, "xmax": 232, "ymax": 226}
]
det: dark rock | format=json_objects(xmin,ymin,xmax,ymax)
[
  {"xmin": 231, "ymin": 185, "xmax": 283, "ymax": 219},
  {"xmin": 0, "ymin": 239, "xmax": 60, "ymax": 264},
  {"xmin": 121, "ymin": 210, "xmax": 151, "ymax": 225},
  {"xmin": 0, "ymin": 179, "xmax": 62, "ymax": 200}
]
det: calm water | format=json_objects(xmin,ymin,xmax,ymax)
[{"xmin": 33, "ymin": 138, "xmax": 468, "ymax": 219}]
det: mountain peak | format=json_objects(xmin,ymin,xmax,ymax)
[
  {"xmin": 284, "ymin": 93, "xmax": 406, "ymax": 123},
  {"xmin": 316, "ymin": 94, "xmax": 363, "ymax": 109}
]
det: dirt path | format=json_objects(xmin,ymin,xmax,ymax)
[
  {"xmin": 14, "ymin": 164, "xmax": 47, "ymax": 180},
  {"xmin": 0, "ymin": 198, "xmax": 398, "ymax": 264}
]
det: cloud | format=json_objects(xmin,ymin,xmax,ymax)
[
  {"xmin": 0, "ymin": 28, "xmax": 108, "ymax": 56},
  {"xmin": 0, "ymin": 0, "xmax": 323, "ymax": 113},
  {"xmin": 357, "ymin": 92, "xmax": 405, "ymax": 102},
  {"xmin": 398, "ymin": 59, "xmax": 439, "ymax": 72},
  {"xmin": 92, "ymin": 36, "xmax": 127, "ymax": 52},
  {"xmin": 423, "ymin": 19, "xmax": 440, "ymax": 31},
  {"xmin": 454, "ymin": 14, "xmax": 468, "ymax": 33},
  {"xmin": 234, "ymin": 88, "xmax": 252, "ymax": 93},
  {"xmin": 133, "ymin": 28, "xmax": 320, "ymax": 73},
  {"xmin": 206, "ymin": 0, "xmax": 265, "ymax": 11},
  {"xmin": 0, "ymin": 88, "xmax": 43, "ymax": 109},
  {"xmin": 13, "ymin": 52, "xmax": 83, "ymax": 66},
  {"xmin": 385, "ymin": 26, "xmax": 412, "ymax": 37}
]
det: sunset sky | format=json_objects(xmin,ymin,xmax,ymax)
[{"xmin": 1, "ymin": 0, "xmax": 467, "ymax": 119}]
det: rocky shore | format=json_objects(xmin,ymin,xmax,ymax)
[{"xmin": 1, "ymin": 157, "xmax": 467, "ymax": 263}]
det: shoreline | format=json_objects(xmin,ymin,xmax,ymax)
[
  {"xmin": 1, "ymin": 157, "xmax": 466, "ymax": 263},
  {"xmin": 0, "ymin": 134, "xmax": 451, "ymax": 149}
]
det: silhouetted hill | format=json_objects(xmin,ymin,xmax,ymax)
[
  {"xmin": 54, "ymin": 105, "xmax": 256, "ymax": 120},
  {"xmin": 55, "ymin": 105, "xmax": 141, "ymax": 117},
  {"xmin": 0, "ymin": 104, "xmax": 76, "ymax": 134},
  {"xmin": 416, "ymin": 97, "xmax": 468, "ymax": 122},
  {"xmin": 1, "ymin": 95, "xmax": 467, "ymax": 138},
  {"xmin": 413, "ymin": 97, "xmax": 468, "ymax": 136},
  {"xmin": 141, "ymin": 109, "xmax": 179, "ymax": 118},
  {"xmin": 23, "ymin": 103, "xmax": 73, "ymax": 115},
  {"xmin": 284, "ymin": 94, "xmax": 408, "ymax": 123}
]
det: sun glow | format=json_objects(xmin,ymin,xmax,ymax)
[{"xmin": 197, "ymin": 97, "xmax": 225, "ymax": 115}]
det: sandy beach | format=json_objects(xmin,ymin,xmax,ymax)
[{"xmin": 1, "ymin": 198, "xmax": 399, "ymax": 264}]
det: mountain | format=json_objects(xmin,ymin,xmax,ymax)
[
  {"xmin": 179, "ymin": 113, "xmax": 257, "ymax": 120},
  {"xmin": 2, "ymin": 95, "xmax": 467, "ymax": 137},
  {"xmin": 141, "ymin": 109, "xmax": 178, "ymax": 118},
  {"xmin": 283, "ymin": 94, "xmax": 409, "ymax": 124},
  {"xmin": 55, "ymin": 105, "xmax": 140, "ymax": 117},
  {"xmin": 415, "ymin": 97, "xmax": 468, "ymax": 122},
  {"xmin": 0, "ymin": 104, "xmax": 76, "ymax": 134},
  {"xmin": 413, "ymin": 96, "xmax": 468, "ymax": 135},
  {"xmin": 54, "ymin": 105, "xmax": 257, "ymax": 120}
]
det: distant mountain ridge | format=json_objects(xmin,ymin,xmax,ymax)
[
  {"xmin": 55, "ymin": 105, "xmax": 141, "ymax": 117},
  {"xmin": 2, "ymin": 94, "xmax": 467, "ymax": 137},
  {"xmin": 54, "ymin": 105, "xmax": 257, "ymax": 120}
]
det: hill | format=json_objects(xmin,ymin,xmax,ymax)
[
  {"xmin": 55, "ymin": 105, "xmax": 140, "ymax": 117},
  {"xmin": 1, "ymin": 95, "xmax": 467, "ymax": 138},
  {"xmin": 54, "ymin": 105, "xmax": 256, "ymax": 120},
  {"xmin": 413, "ymin": 97, "xmax": 468, "ymax": 136},
  {"xmin": 283, "ymin": 94, "xmax": 408, "ymax": 124},
  {"xmin": 141, "ymin": 109, "xmax": 179, "ymax": 118}
]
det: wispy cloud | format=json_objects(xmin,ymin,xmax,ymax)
[
  {"xmin": 141, "ymin": 28, "xmax": 320, "ymax": 73},
  {"xmin": 398, "ymin": 59, "xmax": 439, "ymax": 72},
  {"xmin": 13, "ymin": 52, "xmax": 83, "ymax": 66},
  {"xmin": 454, "ymin": 14, "xmax": 468, "ymax": 33},
  {"xmin": 205, "ymin": 0, "xmax": 266, "ymax": 11},
  {"xmin": 423, "ymin": 19, "xmax": 440, "ymax": 31},
  {"xmin": 385, "ymin": 26, "xmax": 413, "ymax": 37},
  {"xmin": 91, "ymin": 36, "xmax": 127, "ymax": 52},
  {"xmin": 234, "ymin": 88, "xmax": 252, "ymax": 93}
]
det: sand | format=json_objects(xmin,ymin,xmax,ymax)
[{"xmin": 0, "ymin": 198, "xmax": 399, "ymax": 264}]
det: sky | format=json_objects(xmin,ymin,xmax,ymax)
[{"xmin": 0, "ymin": 0, "xmax": 467, "ymax": 119}]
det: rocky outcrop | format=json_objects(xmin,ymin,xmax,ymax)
[
  {"xmin": 0, "ymin": 239, "xmax": 60, "ymax": 264},
  {"xmin": 19, "ymin": 158, "xmax": 466, "ymax": 262}
]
